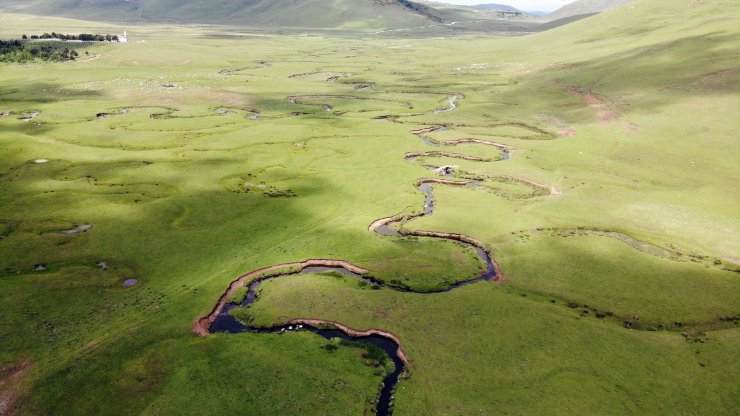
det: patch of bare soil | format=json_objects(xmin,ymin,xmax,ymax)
[
  {"xmin": 559, "ymin": 128, "xmax": 576, "ymax": 137},
  {"xmin": 723, "ymin": 257, "xmax": 740, "ymax": 266},
  {"xmin": 557, "ymin": 81, "xmax": 638, "ymax": 132},
  {"xmin": 0, "ymin": 361, "xmax": 30, "ymax": 416},
  {"xmin": 573, "ymin": 87, "xmax": 621, "ymax": 122}
]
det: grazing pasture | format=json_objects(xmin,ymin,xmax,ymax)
[{"xmin": 0, "ymin": 0, "xmax": 738, "ymax": 414}]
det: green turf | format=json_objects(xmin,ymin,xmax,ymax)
[{"xmin": 244, "ymin": 272, "xmax": 739, "ymax": 415}]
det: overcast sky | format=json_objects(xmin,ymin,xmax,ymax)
[{"xmin": 437, "ymin": 0, "xmax": 575, "ymax": 12}]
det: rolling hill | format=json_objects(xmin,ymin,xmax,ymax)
[
  {"xmin": 471, "ymin": 3, "xmax": 520, "ymax": 12},
  {"xmin": 0, "ymin": 0, "xmax": 538, "ymax": 31},
  {"xmin": 546, "ymin": 0, "xmax": 634, "ymax": 21}
]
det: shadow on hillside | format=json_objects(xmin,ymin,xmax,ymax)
[
  {"xmin": 494, "ymin": 31, "xmax": 740, "ymax": 122},
  {"xmin": 0, "ymin": 83, "xmax": 101, "ymax": 105},
  {"xmin": 566, "ymin": 31, "xmax": 740, "ymax": 93},
  {"xmin": 0, "ymin": 154, "xmax": 328, "ymax": 279},
  {"xmin": 0, "ymin": 144, "xmax": 490, "ymax": 289}
]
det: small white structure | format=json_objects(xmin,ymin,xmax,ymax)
[{"xmin": 118, "ymin": 31, "xmax": 128, "ymax": 43}]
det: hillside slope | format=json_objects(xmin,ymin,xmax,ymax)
[
  {"xmin": 0, "ymin": 0, "xmax": 429, "ymax": 27},
  {"xmin": 0, "ymin": 0, "xmax": 533, "ymax": 31},
  {"xmin": 472, "ymin": 4, "xmax": 520, "ymax": 12},
  {"xmin": 547, "ymin": 0, "xmax": 633, "ymax": 20}
]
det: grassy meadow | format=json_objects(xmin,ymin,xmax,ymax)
[{"xmin": 0, "ymin": 0, "xmax": 738, "ymax": 414}]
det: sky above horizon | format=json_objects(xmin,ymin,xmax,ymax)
[{"xmin": 436, "ymin": 0, "xmax": 574, "ymax": 12}]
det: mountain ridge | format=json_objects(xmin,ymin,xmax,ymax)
[
  {"xmin": 0, "ymin": 0, "xmax": 632, "ymax": 34},
  {"xmin": 0, "ymin": 0, "xmax": 525, "ymax": 29},
  {"xmin": 471, "ymin": 4, "xmax": 521, "ymax": 13}
]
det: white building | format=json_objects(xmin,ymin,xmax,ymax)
[{"xmin": 118, "ymin": 31, "xmax": 128, "ymax": 43}]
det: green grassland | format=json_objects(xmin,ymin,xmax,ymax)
[
  {"xmin": 244, "ymin": 272, "xmax": 738, "ymax": 415},
  {"xmin": 0, "ymin": 0, "xmax": 739, "ymax": 414}
]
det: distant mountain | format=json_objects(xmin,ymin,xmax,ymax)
[
  {"xmin": 0, "ymin": 0, "xmax": 528, "ymax": 28},
  {"xmin": 472, "ymin": 4, "xmax": 520, "ymax": 12},
  {"xmin": 0, "ymin": 0, "xmax": 438, "ymax": 27},
  {"xmin": 526, "ymin": 10, "xmax": 549, "ymax": 17},
  {"xmin": 546, "ymin": 0, "xmax": 634, "ymax": 21}
]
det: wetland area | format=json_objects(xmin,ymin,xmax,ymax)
[{"xmin": 0, "ymin": 1, "xmax": 739, "ymax": 415}]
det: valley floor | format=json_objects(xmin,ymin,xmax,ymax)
[{"xmin": 0, "ymin": 1, "xmax": 738, "ymax": 414}]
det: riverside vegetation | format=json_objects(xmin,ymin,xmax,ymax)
[{"xmin": 0, "ymin": 0, "xmax": 738, "ymax": 414}]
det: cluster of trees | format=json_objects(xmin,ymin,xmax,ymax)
[
  {"xmin": 0, "ymin": 39, "xmax": 80, "ymax": 63},
  {"xmin": 22, "ymin": 33, "xmax": 119, "ymax": 42},
  {"xmin": 0, "ymin": 39, "xmax": 22, "ymax": 54},
  {"xmin": 0, "ymin": 31, "xmax": 117, "ymax": 63}
]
